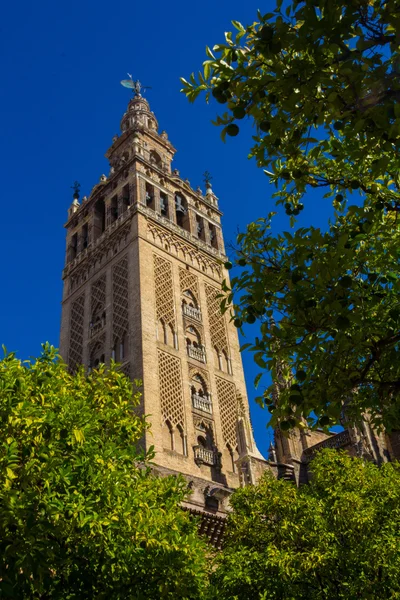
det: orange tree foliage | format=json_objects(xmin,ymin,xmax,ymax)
[
  {"xmin": 212, "ymin": 450, "xmax": 400, "ymax": 599},
  {"xmin": 0, "ymin": 344, "xmax": 209, "ymax": 599}
]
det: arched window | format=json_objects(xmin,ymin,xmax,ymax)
[
  {"xmin": 176, "ymin": 424, "xmax": 186, "ymax": 455},
  {"xmin": 191, "ymin": 374, "xmax": 212, "ymax": 413},
  {"xmin": 214, "ymin": 346, "xmax": 222, "ymax": 370},
  {"xmin": 169, "ymin": 324, "xmax": 177, "ymax": 349},
  {"xmin": 150, "ymin": 150, "xmax": 162, "ymax": 168},
  {"xmin": 93, "ymin": 198, "xmax": 105, "ymax": 240},
  {"xmin": 186, "ymin": 325, "xmax": 201, "ymax": 346},
  {"xmin": 198, "ymin": 435, "xmax": 207, "ymax": 448},
  {"xmin": 186, "ymin": 326, "xmax": 204, "ymax": 362},
  {"xmin": 226, "ymin": 444, "xmax": 238, "ymax": 473},
  {"xmin": 222, "ymin": 350, "xmax": 231, "ymax": 374},
  {"xmin": 163, "ymin": 420, "xmax": 174, "ymax": 451},
  {"xmin": 158, "ymin": 319, "xmax": 167, "ymax": 345},
  {"xmin": 191, "ymin": 373, "xmax": 207, "ymax": 397}
]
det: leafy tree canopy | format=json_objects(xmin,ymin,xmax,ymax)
[
  {"xmin": 222, "ymin": 209, "xmax": 400, "ymax": 431},
  {"xmin": 182, "ymin": 0, "xmax": 400, "ymax": 215},
  {"xmin": 211, "ymin": 450, "xmax": 400, "ymax": 599},
  {"xmin": 0, "ymin": 345, "xmax": 209, "ymax": 599},
  {"xmin": 182, "ymin": 0, "xmax": 400, "ymax": 430}
]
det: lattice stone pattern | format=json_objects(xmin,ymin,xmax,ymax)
[
  {"xmin": 205, "ymin": 283, "xmax": 228, "ymax": 353},
  {"xmin": 69, "ymin": 293, "xmax": 85, "ymax": 372},
  {"xmin": 112, "ymin": 256, "xmax": 129, "ymax": 343},
  {"xmin": 179, "ymin": 268, "xmax": 199, "ymax": 304},
  {"xmin": 91, "ymin": 273, "xmax": 106, "ymax": 317},
  {"xmin": 158, "ymin": 350, "xmax": 185, "ymax": 428},
  {"xmin": 153, "ymin": 254, "xmax": 176, "ymax": 330},
  {"xmin": 216, "ymin": 377, "xmax": 238, "ymax": 449}
]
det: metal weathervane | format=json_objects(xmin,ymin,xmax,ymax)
[
  {"xmin": 120, "ymin": 73, "xmax": 151, "ymax": 97},
  {"xmin": 203, "ymin": 171, "xmax": 213, "ymax": 187}
]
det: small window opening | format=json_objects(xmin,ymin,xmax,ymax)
[
  {"xmin": 82, "ymin": 223, "xmax": 88, "ymax": 249},
  {"xmin": 209, "ymin": 224, "xmax": 218, "ymax": 249},
  {"xmin": 163, "ymin": 420, "xmax": 174, "ymax": 451},
  {"xmin": 196, "ymin": 215, "xmax": 205, "ymax": 241},
  {"xmin": 160, "ymin": 192, "xmax": 168, "ymax": 217},
  {"xmin": 122, "ymin": 184, "xmax": 130, "ymax": 212},
  {"xmin": 177, "ymin": 425, "xmax": 186, "ymax": 455},
  {"xmin": 150, "ymin": 150, "xmax": 162, "ymax": 168},
  {"xmin": 175, "ymin": 193, "xmax": 190, "ymax": 231},
  {"xmin": 110, "ymin": 196, "xmax": 118, "ymax": 224},
  {"xmin": 120, "ymin": 335, "xmax": 126, "ymax": 360},
  {"xmin": 145, "ymin": 183, "xmax": 155, "ymax": 210},
  {"xmin": 69, "ymin": 233, "xmax": 78, "ymax": 261}
]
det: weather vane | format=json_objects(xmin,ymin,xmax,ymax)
[
  {"xmin": 203, "ymin": 171, "xmax": 213, "ymax": 187},
  {"xmin": 71, "ymin": 181, "xmax": 81, "ymax": 200},
  {"xmin": 120, "ymin": 73, "xmax": 151, "ymax": 97}
]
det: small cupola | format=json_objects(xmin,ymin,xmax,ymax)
[
  {"xmin": 205, "ymin": 180, "xmax": 219, "ymax": 208},
  {"xmin": 120, "ymin": 79, "xmax": 158, "ymax": 133}
]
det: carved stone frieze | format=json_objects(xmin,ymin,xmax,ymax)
[{"xmin": 146, "ymin": 219, "xmax": 222, "ymax": 280}]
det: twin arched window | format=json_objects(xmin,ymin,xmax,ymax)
[{"xmin": 162, "ymin": 420, "xmax": 186, "ymax": 455}]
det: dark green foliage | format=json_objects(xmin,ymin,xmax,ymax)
[{"xmin": 181, "ymin": 0, "xmax": 400, "ymax": 431}]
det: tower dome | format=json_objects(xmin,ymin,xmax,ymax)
[{"xmin": 120, "ymin": 93, "xmax": 158, "ymax": 134}]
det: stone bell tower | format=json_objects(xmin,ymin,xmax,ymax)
[{"xmin": 59, "ymin": 82, "xmax": 269, "ymax": 541}]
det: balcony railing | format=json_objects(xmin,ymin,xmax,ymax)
[
  {"xmin": 187, "ymin": 346, "xmax": 206, "ymax": 363},
  {"xmin": 193, "ymin": 446, "xmax": 219, "ymax": 466},
  {"xmin": 192, "ymin": 393, "xmax": 212, "ymax": 414},
  {"xmin": 89, "ymin": 319, "xmax": 105, "ymax": 337},
  {"xmin": 183, "ymin": 304, "xmax": 202, "ymax": 322}
]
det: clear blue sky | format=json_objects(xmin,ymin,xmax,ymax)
[{"xmin": 1, "ymin": 0, "xmax": 334, "ymax": 457}]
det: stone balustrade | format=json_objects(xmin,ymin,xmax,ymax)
[
  {"xmin": 89, "ymin": 319, "xmax": 105, "ymax": 337},
  {"xmin": 192, "ymin": 393, "xmax": 212, "ymax": 414},
  {"xmin": 193, "ymin": 446, "xmax": 218, "ymax": 466},
  {"xmin": 187, "ymin": 345, "xmax": 206, "ymax": 363},
  {"xmin": 183, "ymin": 304, "xmax": 202, "ymax": 321}
]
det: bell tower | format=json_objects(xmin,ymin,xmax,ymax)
[{"xmin": 60, "ymin": 81, "xmax": 269, "ymax": 528}]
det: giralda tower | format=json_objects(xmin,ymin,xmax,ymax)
[{"xmin": 60, "ymin": 82, "xmax": 267, "ymax": 542}]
